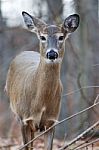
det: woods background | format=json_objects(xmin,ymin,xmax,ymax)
[{"xmin": 0, "ymin": 0, "xmax": 99, "ymax": 142}]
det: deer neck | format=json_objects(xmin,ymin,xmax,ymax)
[{"xmin": 37, "ymin": 57, "xmax": 61, "ymax": 84}]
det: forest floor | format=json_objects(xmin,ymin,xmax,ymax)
[{"xmin": 0, "ymin": 137, "xmax": 99, "ymax": 150}]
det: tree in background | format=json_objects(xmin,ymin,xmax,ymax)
[
  {"xmin": 74, "ymin": 0, "xmax": 99, "ymax": 133},
  {"xmin": 0, "ymin": 0, "xmax": 9, "ymax": 103}
]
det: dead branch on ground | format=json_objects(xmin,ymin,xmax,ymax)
[
  {"xmin": 73, "ymin": 138, "xmax": 99, "ymax": 150},
  {"xmin": 59, "ymin": 120, "xmax": 99, "ymax": 150}
]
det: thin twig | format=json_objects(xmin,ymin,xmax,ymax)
[
  {"xmin": 92, "ymin": 63, "xmax": 99, "ymax": 67},
  {"xmin": 77, "ymin": 73, "xmax": 99, "ymax": 116},
  {"xmin": 59, "ymin": 121, "xmax": 99, "ymax": 150},
  {"xmin": 76, "ymin": 73, "xmax": 99, "ymax": 119},
  {"xmin": 62, "ymin": 85, "xmax": 99, "ymax": 97},
  {"xmin": 77, "ymin": 72, "xmax": 88, "ymax": 101},
  {"xmin": 74, "ymin": 138, "xmax": 99, "ymax": 150},
  {"xmin": 18, "ymin": 100, "xmax": 99, "ymax": 150},
  {"xmin": 94, "ymin": 94, "xmax": 99, "ymax": 104},
  {"xmin": 72, "ymin": 128, "xmax": 97, "ymax": 150}
]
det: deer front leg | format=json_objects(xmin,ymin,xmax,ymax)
[
  {"xmin": 44, "ymin": 128, "xmax": 55, "ymax": 150},
  {"xmin": 21, "ymin": 121, "xmax": 28, "ymax": 150},
  {"xmin": 29, "ymin": 121, "xmax": 35, "ymax": 150},
  {"xmin": 21, "ymin": 120, "xmax": 34, "ymax": 150}
]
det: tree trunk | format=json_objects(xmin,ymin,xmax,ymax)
[{"xmin": 75, "ymin": 0, "xmax": 99, "ymax": 127}]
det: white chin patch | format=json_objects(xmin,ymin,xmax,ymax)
[{"xmin": 44, "ymin": 58, "xmax": 62, "ymax": 64}]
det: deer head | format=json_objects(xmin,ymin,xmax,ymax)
[{"xmin": 22, "ymin": 11, "xmax": 80, "ymax": 63}]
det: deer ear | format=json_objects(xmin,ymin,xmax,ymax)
[
  {"xmin": 22, "ymin": 11, "xmax": 35, "ymax": 30},
  {"xmin": 22, "ymin": 11, "xmax": 47, "ymax": 31},
  {"xmin": 63, "ymin": 14, "xmax": 80, "ymax": 33}
]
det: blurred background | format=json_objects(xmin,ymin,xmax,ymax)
[{"xmin": 0, "ymin": 0, "xmax": 99, "ymax": 141}]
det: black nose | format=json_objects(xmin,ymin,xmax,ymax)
[{"xmin": 46, "ymin": 50, "xmax": 58, "ymax": 60}]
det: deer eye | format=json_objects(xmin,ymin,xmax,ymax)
[
  {"xmin": 40, "ymin": 36, "xmax": 46, "ymax": 42},
  {"xmin": 58, "ymin": 36, "xmax": 64, "ymax": 41}
]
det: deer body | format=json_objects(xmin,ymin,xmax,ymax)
[
  {"xmin": 6, "ymin": 12, "xmax": 79, "ymax": 150},
  {"xmin": 7, "ymin": 51, "xmax": 62, "ymax": 127}
]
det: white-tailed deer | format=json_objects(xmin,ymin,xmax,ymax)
[{"xmin": 5, "ymin": 12, "xmax": 80, "ymax": 150}]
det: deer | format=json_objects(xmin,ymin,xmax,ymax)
[{"xmin": 5, "ymin": 11, "xmax": 80, "ymax": 150}]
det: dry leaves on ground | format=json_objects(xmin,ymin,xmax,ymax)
[{"xmin": 0, "ymin": 137, "xmax": 99, "ymax": 150}]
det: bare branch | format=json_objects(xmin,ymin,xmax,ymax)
[
  {"xmin": 72, "ymin": 127, "xmax": 98, "ymax": 150},
  {"xmin": 92, "ymin": 63, "xmax": 99, "ymax": 67},
  {"xmin": 18, "ymin": 99, "xmax": 99, "ymax": 150},
  {"xmin": 94, "ymin": 94, "xmax": 99, "ymax": 104},
  {"xmin": 77, "ymin": 72, "xmax": 88, "ymax": 101},
  {"xmin": 62, "ymin": 85, "xmax": 99, "ymax": 97},
  {"xmin": 74, "ymin": 138, "xmax": 99, "ymax": 150},
  {"xmin": 59, "ymin": 121, "xmax": 99, "ymax": 150},
  {"xmin": 77, "ymin": 72, "xmax": 99, "ymax": 116}
]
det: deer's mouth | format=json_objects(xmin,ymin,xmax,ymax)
[{"xmin": 44, "ymin": 57, "xmax": 62, "ymax": 64}]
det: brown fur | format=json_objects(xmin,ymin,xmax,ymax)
[{"xmin": 6, "ymin": 50, "xmax": 62, "ymax": 130}]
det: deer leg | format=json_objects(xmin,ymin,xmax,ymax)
[
  {"xmin": 29, "ymin": 121, "xmax": 35, "ymax": 149},
  {"xmin": 26, "ymin": 124, "xmax": 32, "ymax": 150},
  {"xmin": 44, "ymin": 128, "xmax": 55, "ymax": 150},
  {"xmin": 21, "ymin": 121, "xmax": 28, "ymax": 150},
  {"xmin": 22, "ymin": 120, "xmax": 35, "ymax": 150},
  {"xmin": 21, "ymin": 120, "xmax": 34, "ymax": 150},
  {"xmin": 30, "ymin": 128, "xmax": 34, "ymax": 149}
]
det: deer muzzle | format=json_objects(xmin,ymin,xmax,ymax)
[{"xmin": 46, "ymin": 50, "xmax": 58, "ymax": 60}]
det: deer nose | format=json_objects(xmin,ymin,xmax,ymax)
[{"xmin": 46, "ymin": 50, "xmax": 58, "ymax": 60}]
